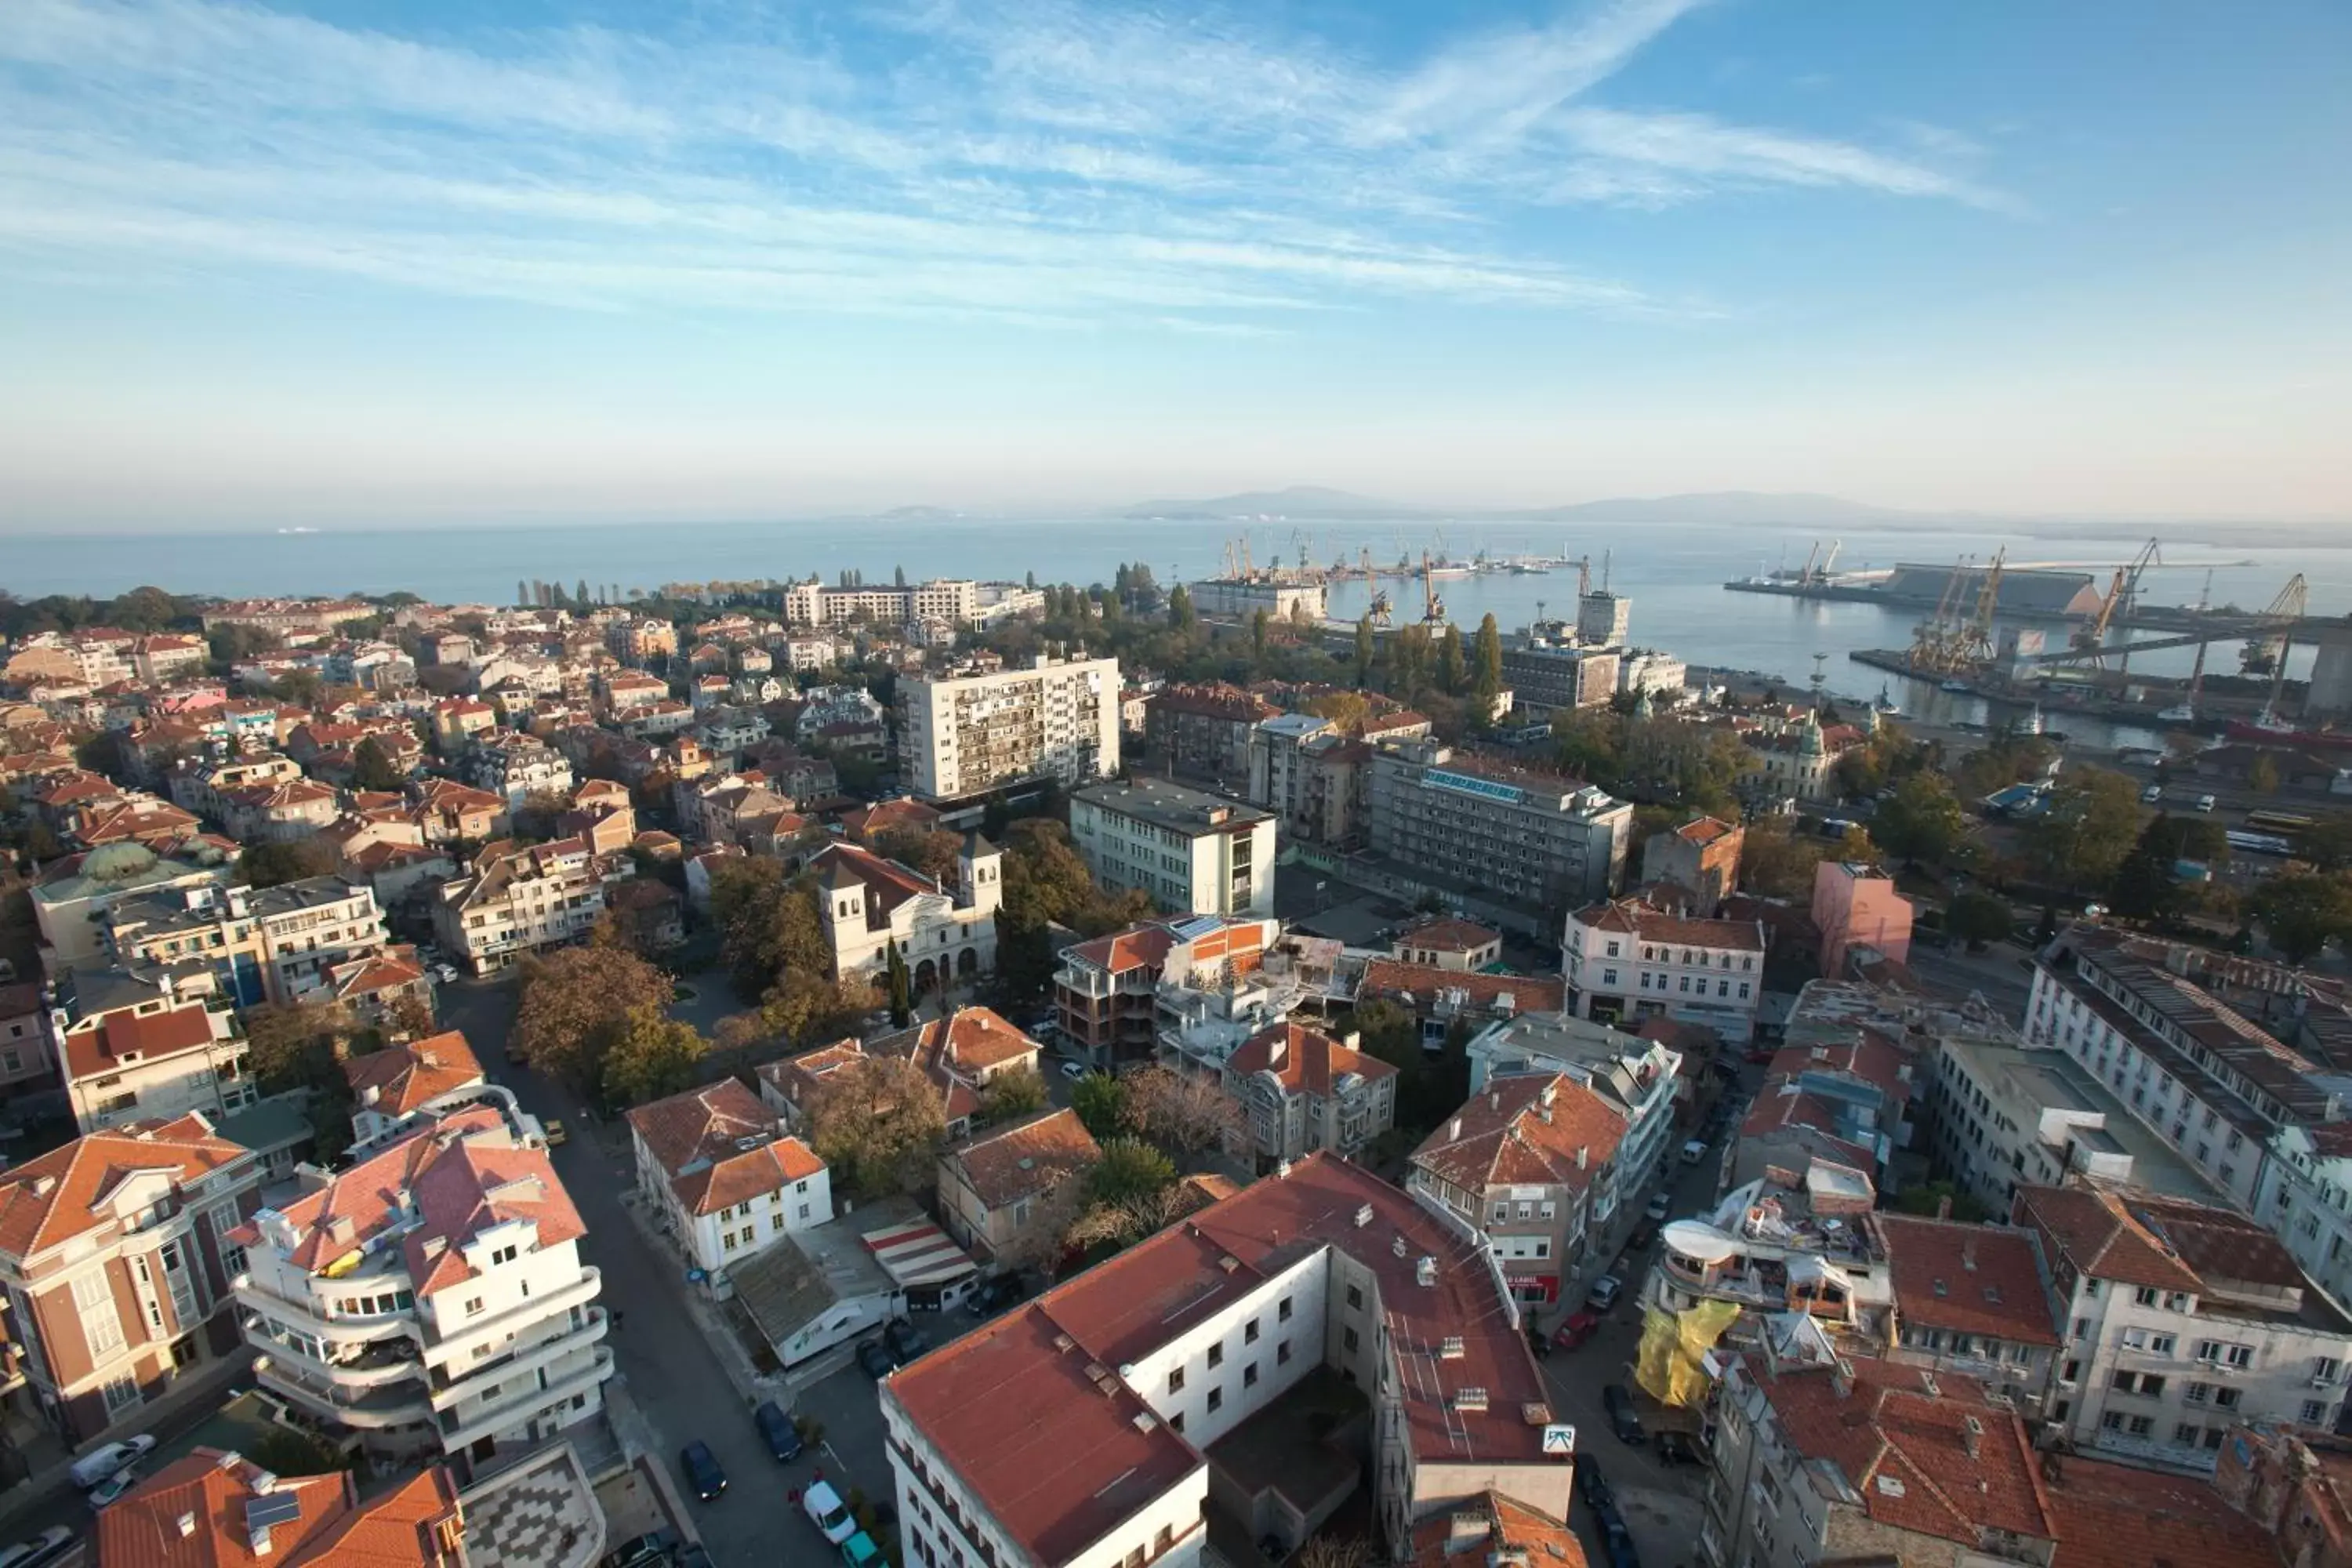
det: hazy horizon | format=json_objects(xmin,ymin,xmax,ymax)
[{"xmin": 4, "ymin": 0, "xmax": 2347, "ymax": 532}]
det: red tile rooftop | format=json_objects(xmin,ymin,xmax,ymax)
[{"xmin": 887, "ymin": 1156, "xmax": 1554, "ymax": 1565}]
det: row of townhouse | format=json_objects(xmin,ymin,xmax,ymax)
[
  {"xmin": 429, "ymin": 836, "xmax": 615, "ymax": 975},
  {"xmin": 101, "ymin": 874, "xmax": 394, "ymax": 1009}
]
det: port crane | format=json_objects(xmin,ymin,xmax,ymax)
[
  {"xmin": 2062, "ymin": 537, "xmax": 2162, "ymax": 670},
  {"xmin": 1906, "ymin": 553, "xmax": 1975, "ymax": 673},
  {"xmin": 1421, "ymin": 552, "xmax": 1446, "ymax": 626},
  {"xmin": 1951, "ymin": 546, "xmax": 2007, "ymax": 667}
]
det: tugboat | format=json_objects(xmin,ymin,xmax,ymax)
[{"xmin": 1873, "ymin": 684, "xmax": 1902, "ymax": 719}]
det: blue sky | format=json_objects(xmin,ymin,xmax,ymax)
[{"xmin": 2, "ymin": 0, "xmax": 2347, "ymax": 529}]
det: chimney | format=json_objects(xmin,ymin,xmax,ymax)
[
  {"xmin": 1448, "ymin": 1117, "xmax": 1462, "ymax": 1142},
  {"xmin": 1576, "ymin": 1145, "xmax": 1588, "ymax": 1171},
  {"xmin": 1446, "ymin": 1512, "xmax": 1490, "ymax": 1552},
  {"xmin": 1962, "ymin": 1238, "xmax": 1977, "ymax": 1272},
  {"xmin": 1936, "ymin": 1195, "xmax": 1953, "ymax": 1221},
  {"xmin": 1831, "ymin": 1358, "xmax": 1854, "ymax": 1399},
  {"xmin": 1962, "ymin": 1414, "xmax": 1984, "ymax": 1461},
  {"xmin": 1490, "ymin": 1091, "xmax": 1501, "ymax": 1112}
]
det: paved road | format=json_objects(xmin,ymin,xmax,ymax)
[{"xmin": 441, "ymin": 981, "xmax": 898, "ymax": 1567}]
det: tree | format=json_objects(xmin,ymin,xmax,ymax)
[
  {"xmin": 1944, "ymin": 891, "xmax": 2016, "ymax": 950},
  {"xmin": 249, "ymin": 1425, "xmax": 349, "ymax": 1479},
  {"xmin": 1436, "ymin": 625, "xmax": 1467, "ymax": 695},
  {"xmin": 803, "ymin": 1054, "xmax": 949, "ymax": 1196},
  {"xmin": 1167, "ymin": 583, "xmax": 1195, "ymax": 630},
  {"xmin": 1739, "ymin": 820, "xmax": 1828, "ymax": 900},
  {"xmin": 1119, "ymin": 1065, "xmax": 1243, "ymax": 1163},
  {"xmin": 2247, "ymin": 872, "xmax": 2352, "ymax": 965},
  {"xmin": 511, "ymin": 946, "xmax": 676, "ymax": 1085},
  {"xmin": 1070, "ymin": 1071, "xmax": 1127, "ymax": 1140},
  {"xmin": 2021, "ymin": 768, "xmax": 2144, "ymax": 895},
  {"xmin": 2248, "ymin": 753, "xmax": 2281, "ymax": 794},
  {"xmin": 241, "ymin": 1001, "xmax": 354, "ymax": 1092},
  {"xmin": 575, "ymin": 578, "xmax": 592, "ymax": 611},
  {"xmin": 2299, "ymin": 814, "xmax": 2352, "ymax": 873},
  {"xmin": 1472, "ymin": 613, "xmax": 1504, "ymax": 715},
  {"xmin": 1871, "ymin": 772, "xmax": 1969, "ymax": 869},
  {"xmin": 1892, "ymin": 1181, "xmax": 1989, "ymax": 1224},
  {"xmin": 1305, "ymin": 689, "xmax": 1370, "ymax": 735},
  {"xmin": 349, "ymin": 735, "xmax": 407, "ymax": 792},
  {"xmin": 510, "ymin": 789, "xmax": 572, "ymax": 842},
  {"xmin": 873, "ymin": 827, "xmax": 964, "ymax": 886},
  {"xmin": 2111, "ymin": 812, "xmax": 2230, "ymax": 922},
  {"xmin": 237, "ymin": 837, "xmax": 340, "ymax": 889},
  {"xmin": 885, "ymin": 940, "xmax": 913, "ymax": 1027},
  {"xmin": 977, "ymin": 1066, "xmax": 1048, "ymax": 1125},
  {"xmin": 1354, "ymin": 616, "xmax": 1375, "ymax": 686},
  {"xmin": 601, "ymin": 1004, "xmax": 709, "ymax": 1107},
  {"xmin": 1087, "ymin": 1136, "xmax": 1177, "ymax": 1208}
]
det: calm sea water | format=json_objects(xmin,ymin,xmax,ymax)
[{"xmin": 6, "ymin": 516, "xmax": 2346, "ymax": 726}]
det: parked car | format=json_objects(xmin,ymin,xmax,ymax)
[
  {"xmin": 801, "ymin": 1480, "xmax": 858, "ymax": 1545},
  {"xmin": 2195, "ymin": 793, "xmax": 2217, "ymax": 813},
  {"xmin": 856, "ymin": 1337, "xmax": 896, "ymax": 1378},
  {"xmin": 1058, "ymin": 1060, "xmax": 1087, "ymax": 1080},
  {"xmin": 70, "ymin": 1436, "xmax": 155, "ymax": 1490},
  {"xmin": 966, "ymin": 1274, "xmax": 1028, "ymax": 1318},
  {"xmin": 0, "ymin": 1529, "xmax": 79, "ymax": 1568},
  {"xmin": 1602, "ymin": 1384, "xmax": 1646, "ymax": 1445},
  {"xmin": 753, "ymin": 1399, "xmax": 805, "ymax": 1462},
  {"xmin": 1553, "ymin": 1311, "xmax": 1601, "ymax": 1352},
  {"xmin": 543, "ymin": 1117, "xmax": 569, "ymax": 1147},
  {"xmin": 884, "ymin": 1317, "xmax": 931, "ymax": 1364},
  {"xmin": 1680, "ymin": 1138, "xmax": 1709, "ymax": 1165},
  {"xmin": 1584, "ymin": 1276, "xmax": 1623, "ymax": 1313},
  {"xmin": 88, "ymin": 1467, "xmax": 141, "ymax": 1509},
  {"xmin": 838, "ymin": 1532, "xmax": 883, "ymax": 1568},
  {"xmin": 604, "ymin": 1529, "xmax": 679, "ymax": 1568},
  {"xmin": 1573, "ymin": 1453, "xmax": 1610, "ymax": 1514},
  {"xmin": 2140, "ymin": 783, "xmax": 2164, "ymax": 804},
  {"xmin": 1600, "ymin": 1522, "xmax": 1642, "ymax": 1568},
  {"xmin": 677, "ymin": 1441, "xmax": 727, "ymax": 1502},
  {"xmin": 1642, "ymin": 1192, "xmax": 1671, "ymax": 1223},
  {"xmin": 434, "ymin": 964, "xmax": 460, "ymax": 983}
]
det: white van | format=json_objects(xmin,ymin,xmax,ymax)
[
  {"xmin": 2195, "ymin": 794, "xmax": 2217, "ymax": 813},
  {"xmin": 1681, "ymin": 1138, "xmax": 1709, "ymax": 1166},
  {"xmin": 69, "ymin": 1435, "xmax": 154, "ymax": 1490}
]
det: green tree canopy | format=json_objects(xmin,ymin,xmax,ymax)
[
  {"xmin": 2020, "ymin": 768, "xmax": 2144, "ymax": 894},
  {"xmin": 348, "ymin": 735, "xmax": 408, "ymax": 792},
  {"xmin": 1087, "ymin": 1136, "xmax": 1177, "ymax": 1208},
  {"xmin": 1944, "ymin": 890, "xmax": 2016, "ymax": 949},
  {"xmin": 2248, "ymin": 872, "xmax": 2352, "ymax": 965},
  {"xmin": 237, "ymin": 836, "xmax": 340, "ymax": 889},
  {"xmin": 601, "ymin": 1004, "xmax": 709, "ymax": 1107},
  {"xmin": 511, "ymin": 946, "xmax": 676, "ymax": 1086},
  {"xmin": 1871, "ymin": 772, "xmax": 1969, "ymax": 868},
  {"xmin": 1070, "ymin": 1071, "xmax": 1127, "ymax": 1140}
]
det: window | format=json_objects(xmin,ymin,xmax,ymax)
[
  {"xmin": 1346, "ymin": 1285, "xmax": 1363, "ymax": 1311},
  {"xmin": 1207, "ymin": 1343, "xmax": 1223, "ymax": 1370},
  {"xmin": 2183, "ymin": 1381, "xmax": 2211, "ymax": 1405},
  {"xmin": 1244, "ymin": 1319, "xmax": 1260, "ymax": 1345},
  {"xmin": 1277, "ymin": 1340, "xmax": 1292, "ymax": 1365},
  {"xmin": 100, "ymin": 1375, "xmax": 142, "ymax": 1415},
  {"xmin": 2150, "ymin": 1334, "xmax": 2176, "ymax": 1355},
  {"xmin": 2304, "ymin": 1401, "xmax": 2329, "ymax": 1424},
  {"xmin": 2110, "ymin": 1371, "xmax": 2165, "ymax": 1398},
  {"xmin": 74, "ymin": 1272, "xmax": 125, "ymax": 1358},
  {"xmin": 1278, "ymin": 1296, "xmax": 1294, "ymax": 1322},
  {"xmin": 1243, "ymin": 1363, "xmax": 1259, "ymax": 1388},
  {"xmin": 1207, "ymin": 1387, "xmax": 1223, "ymax": 1414},
  {"xmin": 2129, "ymin": 1416, "xmax": 2154, "ymax": 1437},
  {"xmin": 1167, "ymin": 1367, "xmax": 1185, "ymax": 1395},
  {"xmin": 2176, "ymin": 1422, "xmax": 2203, "ymax": 1444},
  {"xmin": 2134, "ymin": 1287, "xmax": 2160, "ymax": 1306},
  {"xmin": 2216, "ymin": 1388, "xmax": 2242, "ymax": 1410},
  {"xmin": 1343, "ymin": 1327, "xmax": 1360, "ymax": 1353},
  {"xmin": 466, "ymin": 1297, "xmax": 485, "ymax": 1316}
]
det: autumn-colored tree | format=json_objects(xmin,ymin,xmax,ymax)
[
  {"xmin": 803, "ymin": 1054, "xmax": 949, "ymax": 1196},
  {"xmin": 236, "ymin": 836, "xmax": 340, "ymax": 889},
  {"xmin": 1119, "ymin": 1065, "xmax": 1242, "ymax": 1162},
  {"xmin": 349, "ymin": 735, "xmax": 408, "ymax": 792},
  {"xmin": 1305, "ymin": 689, "xmax": 1371, "ymax": 735},
  {"xmin": 510, "ymin": 946, "xmax": 675, "ymax": 1086},
  {"xmin": 873, "ymin": 827, "xmax": 964, "ymax": 887},
  {"xmin": 384, "ymin": 992, "xmax": 437, "ymax": 1041},
  {"xmin": 601, "ymin": 1004, "xmax": 709, "ymax": 1107},
  {"xmin": 1738, "ymin": 819, "xmax": 1828, "ymax": 901},
  {"xmin": 760, "ymin": 972, "xmax": 880, "ymax": 1047},
  {"xmin": 713, "ymin": 1011, "xmax": 772, "ymax": 1053},
  {"xmin": 2020, "ymin": 768, "xmax": 2144, "ymax": 895}
]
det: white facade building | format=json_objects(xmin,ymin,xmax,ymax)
[
  {"xmin": 814, "ymin": 837, "xmax": 1000, "ymax": 992},
  {"xmin": 430, "ymin": 837, "xmax": 608, "ymax": 975},
  {"xmin": 1561, "ymin": 898, "xmax": 1766, "ymax": 1043},
  {"xmin": 626, "ymin": 1079, "xmax": 832, "ymax": 1294},
  {"xmin": 901, "ymin": 654, "xmax": 1120, "ymax": 800},
  {"xmin": 1069, "ymin": 778, "xmax": 1276, "ymax": 917},
  {"xmin": 1466, "ymin": 1011, "xmax": 1682, "ymax": 1227},
  {"xmin": 878, "ymin": 1155, "xmax": 1566, "ymax": 1568},
  {"xmin": 2014, "ymin": 1182, "xmax": 2352, "ymax": 1472},
  {"xmin": 785, "ymin": 578, "xmax": 978, "ymax": 628},
  {"xmin": 233, "ymin": 1106, "xmax": 612, "ymax": 1463}
]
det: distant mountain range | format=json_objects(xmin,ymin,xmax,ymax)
[{"xmin": 1120, "ymin": 486, "xmax": 1956, "ymax": 526}]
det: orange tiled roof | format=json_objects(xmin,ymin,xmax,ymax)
[
  {"xmin": 1403, "ymin": 1492, "xmax": 1584, "ymax": 1568},
  {"xmin": 1392, "ymin": 916, "xmax": 1501, "ymax": 953},
  {"xmin": 1225, "ymin": 1020, "xmax": 1396, "ymax": 1096},
  {"xmin": 2040, "ymin": 1452, "xmax": 2275, "ymax": 1568},
  {"xmin": 1410, "ymin": 1073, "xmax": 1625, "ymax": 1195},
  {"xmin": 95, "ymin": 1449, "xmax": 351, "ymax": 1568},
  {"xmin": 343, "ymin": 1031, "xmax": 483, "ymax": 1119},
  {"xmin": 873, "ymin": 1007, "xmax": 1040, "ymax": 1079},
  {"xmin": 61, "ymin": 1000, "xmax": 223, "ymax": 1084},
  {"xmin": 626, "ymin": 1078, "xmax": 824, "ymax": 1217},
  {"xmin": 1875, "ymin": 1214, "xmax": 2058, "ymax": 1346},
  {"xmin": 1356, "ymin": 959, "xmax": 1564, "ymax": 1017},
  {"xmin": 2012, "ymin": 1185, "xmax": 2206, "ymax": 1294},
  {"xmin": 0, "ymin": 1115, "xmax": 248, "ymax": 1259},
  {"xmin": 942, "ymin": 1108, "xmax": 1099, "ymax": 1210}
]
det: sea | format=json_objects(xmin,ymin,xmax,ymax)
[{"xmin": 7, "ymin": 515, "xmax": 2349, "ymax": 748}]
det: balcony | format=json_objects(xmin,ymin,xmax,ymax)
[
  {"xmin": 255, "ymin": 1353, "xmax": 435, "ymax": 1430},
  {"xmin": 436, "ymin": 1346, "xmax": 615, "ymax": 1452},
  {"xmin": 247, "ymin": 1319, "xmax": 426, "ymax": 1391},
  {"xmin": 430, "ymin": 1308, "xmax": 608, "ymax": 1406},
  {"xmin": 421, "ymin": 1269, "xmax": 602, "ymax": 1369},
  {"xmin": 234, "ymin": 1276, "xmax": 421, "ymax": 1347}
]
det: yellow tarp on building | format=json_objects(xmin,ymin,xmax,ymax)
[{"xmin": 1633, "ymin": 1298, "xmax": 1741, "ymax": 1408}]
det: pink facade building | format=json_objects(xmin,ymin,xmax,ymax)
[{"xmin": 1812, "ymin": 860, "xmax": 1913, "ymax": 978}]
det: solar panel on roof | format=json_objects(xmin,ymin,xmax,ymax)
[
  {"xmin": 1171, "ymin": 915, "xmax": 1222, "ymax": 942},
  {"xmin": 246, "ymin": 1494, "xmax": 304, "ymax": 1529}
]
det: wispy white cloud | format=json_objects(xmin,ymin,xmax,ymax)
[{"xmin": 0, "ymin": 0, "xmax": 2001, "ymax": 328}]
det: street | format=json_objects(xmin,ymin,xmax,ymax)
[{"xmin": 439, "ymin": 981, "xmax": 898, "ymax": 1568}]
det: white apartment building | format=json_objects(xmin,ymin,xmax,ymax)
[
  {"xmin": 1562, "ymin": 898, "xmax": 1766, "ymax": 1043},
  {"xmin": 626, "ymin": 1079, "xmax": 832, "ymax": 1295},
  {"xmin": 465, "ymin": 734, "xmax": 574, "ymax": 808},
  {"xmin": 2259, "ymin": 1123, "xmax": 2352, "ymax": 1327},
  {"xmin": 785, "ymin": 578, "xmax": 978, "ymax": 628},
  {"xmin": 1931, "ymin": 1030, "xmax": 2224, "ymax": 1220},
  {"xmin": 813, "ymin": 837, "xmax": 1000, "ymax": 992},
  {"xmin": 56, "ymin": 989, "xmax": 254, "ymax": 1133},
  {"xmin": 1069, "ymin": 778, "xmax": 1276, "ymax": 917},
  {"xmin": 901, "ymin": 654, "xmax": 1120, "ymax": 800},
  {"xmin": 101, "ymin": 877, "xmax": 394, "ymax": 1009},
  {"xmin": 2013, "ymin": 1183, "xmax": 2352, "ymax": 1472},
  {"xmin": 234, "ymin": 1106, "xmax": 612, "ymax": 1464},
  {"xmin": 879, "ymin": 1155, "xmax": 1568, "ymax": 1568},
  {"xmin": 430, "ymin": 837, "xmax": 608, "ymax": 975},
  {"xmin": 1467, "ymin": 1011, "xmax": 1682, "ymax": 1224},
  {"xmin": 2024, "ymin": 924, "xmax": 2339, "ymax": 1218}
]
